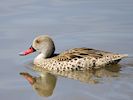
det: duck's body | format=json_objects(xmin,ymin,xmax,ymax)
[
  {"xmin": 34, "ymin": 47, "xmax": 127, "ymax": 71},
  {"xmin": 20, "ymin": 35, "xmax": 128, "ymax": 71}
]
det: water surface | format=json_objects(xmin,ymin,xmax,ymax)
[{"xmin": 0, "ymin": 0, "xmax": 133, "ymax": 100}]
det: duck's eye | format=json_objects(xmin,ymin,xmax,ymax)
[
  {"xmin": 35, "ymin": 87, "xmax": 39, "ymax": 90},
  {"xmin": 36, "ymin": 40, "xmax": 40, "ymax": 44}
]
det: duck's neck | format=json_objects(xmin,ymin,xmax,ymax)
[{"xmin": 41, "ymin": 43, "xmax": 55, "ymax": 58}]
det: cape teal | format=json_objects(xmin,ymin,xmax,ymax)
[{"xmin": 19, "ymin": 35, "xmax": 128, "ymax": 71}]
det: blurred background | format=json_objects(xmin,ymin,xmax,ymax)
[{"xmin": 0, "ymin": 0, "xmax": 133, "ymax": 100}]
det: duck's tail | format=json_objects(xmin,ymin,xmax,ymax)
[
  {"xmin": 108, "ymin": 54, "xmax": 128, "ymax": 65},
  {"xmin": 111, "ymin": 54, "xmax": 128, "ymax": 62},
  {"xmin": 119, "ymin": 54, "xmax": 133, "ymax": 58},
  {"xmin": 119, "ymin": 54, "xmax": 128, "ymax": 58}
]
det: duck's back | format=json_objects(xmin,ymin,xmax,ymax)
[{"xmin": 56, "ymin": 47, "xmax": 127, "ymax": 61}]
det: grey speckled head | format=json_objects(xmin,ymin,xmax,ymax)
[{"xmin": 32, "ymin": 35, "xmax": 55, "ymax": 58}]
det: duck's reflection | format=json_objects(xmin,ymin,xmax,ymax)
[
  {"xmin": 20, "ymin": 72, "xmax": 57, "ymax": 97},
  {"xmin": 20, "ymin": 64, "xmax": 121, "ymax": 97},
  {"xmin": 32, "ymin": 64, "xmax": 121, "ymax": 84}
]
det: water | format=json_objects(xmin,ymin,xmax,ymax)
[{"xmin": 0, "ymin": 0, "xmax": 133, "ymax": 100}]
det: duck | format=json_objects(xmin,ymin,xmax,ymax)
[{"xmin": 19, "ymin": 35, "xmax": 128, "ymax": 71}]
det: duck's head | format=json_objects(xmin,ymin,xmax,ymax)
[{"xmin": 19, "ymin": 35, "xmax": 55, "ymax": 58}]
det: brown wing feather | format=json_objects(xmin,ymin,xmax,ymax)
[{"xmin": 53, "ymin": 48, "xmax": 111, "ymax": 61}]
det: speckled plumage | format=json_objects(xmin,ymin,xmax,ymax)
[{"xmin": 34, "ymin": 47, "xmax": 127, "ymax": 71}]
